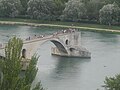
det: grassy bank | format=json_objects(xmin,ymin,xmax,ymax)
[{"xmin": 0, "ymin": 18, "xmax": 120, "ymax": 33}]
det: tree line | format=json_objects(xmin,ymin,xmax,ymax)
[{"xmin": 0, "ymin": 0, "xmax": 120, "ymax": 25}]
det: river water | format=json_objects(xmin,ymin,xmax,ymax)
[{"xmin": 0, "ymin": 25, "xmax": 120, "ymax": 90}]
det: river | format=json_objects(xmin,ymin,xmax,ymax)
[{"xmin": 0, "ymin": 25, "xmax": 120, "ymax": 90}]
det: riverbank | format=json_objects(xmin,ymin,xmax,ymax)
[{"xmin": 0, "ymin": 18, "xmax": 120, "ymax": 33}]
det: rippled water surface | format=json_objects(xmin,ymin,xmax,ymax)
[{"xmin": 0, "ymin": 25, "xmax": 120, "ymax": 90}]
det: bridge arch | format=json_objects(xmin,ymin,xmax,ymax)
[
  {"xmin": 22, "ymin": 37, "xmax": 69, "ymax": 59},
  {"xmin": 50, "ymin": 40, "xmax": 68, "ymax": 54}
]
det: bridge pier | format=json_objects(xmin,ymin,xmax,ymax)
[{"xmin": 51, "ymin": 47, "xmax": 91, "ymax": 58}]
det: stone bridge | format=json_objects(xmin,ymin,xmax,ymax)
[{"xmin": 0, "ymin": 29, "xmax": 91, "ymax": 60}]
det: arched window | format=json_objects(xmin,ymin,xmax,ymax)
[
  {"xmin": 65, "ymin": 39, "xmax": 69, "ymax": 45},
  {"xmin": 22, "ymin": 49, "xmax": 26, "ymax": 58}
]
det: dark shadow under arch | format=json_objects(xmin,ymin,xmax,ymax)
[{"xmin": 50, "ymin": 40, "xmax": 68, "ymax": 54}]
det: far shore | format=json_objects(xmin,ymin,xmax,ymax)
[{"xmin": 0, "ymin": 20, "xmax": 120, "ymax": 33}]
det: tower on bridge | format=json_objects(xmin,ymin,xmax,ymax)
[{"xmin": 51, "ymin": 29, "xmax": 91, "ymax": 58}]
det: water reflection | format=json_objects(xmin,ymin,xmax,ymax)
[
  {"xmin": 94, "ymin": 32, "xmax": 119, "ymax": 44},
  {"xmin": 50, "ymin": 56, "xmax": 91, "ymax": 80}
]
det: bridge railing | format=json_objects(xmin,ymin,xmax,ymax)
[
  {"xmin": 24, "ymin": 29, "xmax": 78, "ymax": 42},
  {"xmin": 0, "ymin": 29, "xmax": 78, "ymax": 48}
]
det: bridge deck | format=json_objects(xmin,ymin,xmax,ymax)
[{"xmin": 0, "ymin": 29, "xmax": 76, "ymax": 49}]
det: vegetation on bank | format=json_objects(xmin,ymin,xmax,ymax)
[
  {"xmin": 0, "ymin": 18, "xmax": 120, "ymax": 34},
  {"xmin": 0, "ymin": 0, "xmax": 120, "ymax": 26},
  {"xmin": 0, "ymin": 0, "xmax": 120, "ymax": 32}
]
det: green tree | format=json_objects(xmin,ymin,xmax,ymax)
[
  {"xmin": 99, "ymin": 3, "xmax": 120, "ymax": 26},
  {"xmin": 20, "ymin": 0, "xmax": 29, "ymax": 15},
  {"xmin": 27, "ymin": 0, "xmax": 57, "ymax": 20},
  {"xmin": 101, "ymin": 0, "xmax": 120, "ymax": 7},
  {"xmin": 0, "ymin": 0, "xmax": 22, "ymax": 17},
  {"xmin": 61, "ymin": 0, "xmax": 87, "ymax": 21},
  {"xmin": 80, "ymin": 0, "xmax": 90, "ymax": 4},
  {"xmin": 0, "ymin": 37, "xmax": 44, "ymax": 90},
  {"xmin": 58, "ymin": 0, "xmax": 68, "ymax": 3},
  {"xmin": 86, "ymin": 0, "xmax": 104, "ymax": 21},
  {"xmin": 103, "ymin": 74, "xmax": 120, "ymax": 90},
  {"xmin": 27, "ymin": 0, "xmax": 66, "ymax": 20},
  {"xmin": 53, "ymin": 0, "xmax": 65, "ymax": 20}
]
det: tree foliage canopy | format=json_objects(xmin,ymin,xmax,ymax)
[
  {"xmin": 0, "ymin": 37, "xmax": 44, "ymax": 90},
  {"xmin": 86, "ymin": 0, "xmax": 104, "ymax": 20},
  {"xmin": 0, "ymin": 0, "xmax": 120, "ymax": 25},
  {"xmin": 61, "ymin": 0, "xmax": 87, "ymax": 21},
  {"xmin": 99, "ymin": 3, "xmax": 120, "ymax": 25},
  {"xmin": 0, "ymin": 0, "xmax": 22, "ymax": 17},
  {"xmin": 27, "ymin": 0, "xmax": 57, "ymax": 20},
  {"xmin": 20, "ymin": 0, "xmax": 29, "ymax": 14},
  {"xmin": 103, "ymin": 74, "xmax": 120, "ymax": 90}
]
